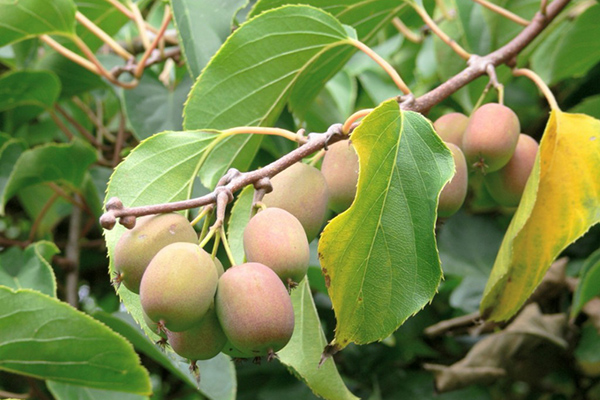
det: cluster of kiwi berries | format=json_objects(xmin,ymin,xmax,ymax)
[
  {"xmin": 109, "ymin": 152, "xmax": 359, "ymax": 369},
  {"xmin": 434, "ymin": 102, "xmax": 539, "ymax": 216}
]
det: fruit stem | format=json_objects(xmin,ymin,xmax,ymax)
[
  {"xmin": 191, "ymin": 205, "xmax": 211, "ymax": 227},
  {"xmin": 411, "ymin": 4, "xmax": 471, "ymax": 60},
  {"xmin": 307, "ymin": 150, "xmax": 326, "ymax": 167},
  {"xmin": 211, "ymin": 229, "xmax": 221, "ymax": 259},
  {"xmin": 133, "ymin": 5, "xmax": 172, "ymax": 78},
  {"xmin": 349, "ymin": 39, "xmax": 411, "ymax": 95},
  {"xmin": 219, "ymin": 226, "xmax": 237, "ymax": 267},
  {"xmin": 391, "ymin": 17, "xmax": 423, "ymax": 43},
  {"xmin": 199, "ymin": 226, "xmax": 216, "ymax": 248},
  {"xmin": 471, "ymin": 0, "xmax": 530, "ymax": 26},
  {"xmin": 75, "ymin": 11, "xmax": 134, "ymax": 60},
  {"xmin": 342, "ymin": 109, "xmax": 374, "ymax": 135},
  {"xmin": 221, "ymin": 126, "xmax": 301, "ymax": 143},
  {"xmin": 512, "ymin": 68, "xmax": 560, "ymax": 111}
]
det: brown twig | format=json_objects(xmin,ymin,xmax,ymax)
[
  {"xmin": 113, "ymin": 111, "xmax": 126, "ymax": 166},
  {"xmin": 111, "ymin": 46, "xmax": 180, "ymax": 78},
  {"xmin": 405, "ymin": 0, "xmax": 571, "ymax": 114},
  {"xmin": 75, "ymin": 11, "xmax": 134, "ymax": 60},
  {"xmin": 54, "ymin": 105, "xmax": 107, "ymax": 149},
  {"xmin": 72, "ymin": 96, "xmax": 117, "ymax": 143},
  {"xmin": 48, "ymin": 110, "xmax": 75, "ymax": 141},
  {"xmin": 100, "ymin": 124, "xmax": 345, "ymax": 229},
  {"xmin": 134, "ymin": 6, "xmax": 172, "ymax": 78},
  {"xmin": 28, "ymin": 192, "xmax": 60, "ymax": 242}
]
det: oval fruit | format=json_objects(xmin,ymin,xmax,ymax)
[
  {"xmin": 262, "ymin": 162, "xmax": 329, "ymax": 242},
  {"xmin": 433, "ymin": 112, "xmax": 469, "ymax": 148},
  {"xmin": 216, "ymin": 263, "xmax": 295, "ymax": 357},
  {"xmin": 438, "ymin": 143, "xmax": 468, "ymax": 218},
  {"xmin": 244, "ymin": 207, "xmax": 309, "ymax": 285},
  {"xmin": 140, "ymin": 242, "xmax": 218, "ymax": 332},
  {"xmin": 114, "ymin": 213, "xmax": 198, "ymax": 293},
  {"xmin": 321, "ymin": 140, "xmax": 359, "ymax": 213}
]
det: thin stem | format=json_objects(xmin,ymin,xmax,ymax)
[
  {"xmin": 40, "ymin": 35, "xmax": 99, "ymax": 73},
  {"xmin": 48, "ymin": 110, "xmax": 75, "ymax": 141},
  {"xmin": 134, "ymin": 5, "xmax": 172, "ymax": 77},
  {"xmin": 472, "ymin": 83, "xmax": 492, "ymax": 111},
  {"xmin": 513, "ymin": 67, "xmax": 560, "ymax": 111},
  {"xmin": 28, "ymin": 192, "xmax": 60, "ymax": 242},
  {"xmin": 342, "ymin": 109, "xmax": 373, "ymax": 135},
  {"xmin": 253, "ymin": 201, "xmax": 268, "ymax": 212},
  {"xmin": 191, "ymin": 206, "xmax": 211, "ymax": 226},
  {"xmin": 472, "ymin": 0, "xmax": 530, "ymax": 26},
  {"xmin": 65, "ymin": 195, "xmax": 82, "ymax": 308},
  {"xmin": 221, "ymin": 126, "xmax": 300, "ymax": 142},
  {"xmin": 72, "ymin": 96, "xmax": 116, "ymax": 143},
  {"xmin": 130, "ymin": 1, "xmax": 151, "ymax": 50},
  {"xmin": 485, "ymin": 64, "xmax": 504, "ymax": 105},
  {"xmin": 220, "ymin": 225, "xmax": 236, "ymax": 267},
  {"xmin": 308, "ymin": 150, "xmax": 326, "ymax": 167},
  {"xmin": 75, "ymin": 11, "xmax": 134, "ymax": 60},
  {"xmin": 71, "ymin": 35, "xmax": 138, "ymax": 89},
  {"xmin": 350, "ymin": 39, "xmax": 411, "ymax": 95},
  {"xmin": 392, "ymin": 17, "xmax": 422, "ymax": 43},
  {"xmin": 113, "ymin": 112, "xmax": 126, "ymax": 166},
  {"xmin": 540, "ymin": 0, "xmax": 549, "ymax": 15},
  {"xmin": 0, "ymin": 389, "xmax": 29, "ymax": 399},
  {"xmin": 411, "ymin": 4, "xmax": 472, "ymax": 60},
  {"xmin": 435, "ymin": 0, "xmax": 454, "ymax": 20},
  {"xmin": 211, "ymin": 229, "xmax": 221, "ymax": 259},
  {"xmin": 54, "ymin": 104, "xmax": 105, "ymax": 148},
  {"xmin": 199, "ymin": 227, "xmax": 216, "ymax": 248},
  {"xmin": 47, "ymin": 183, "xmax": 92, "ymax": 216},
  {"xmin": 199, "ymin": 208, "xmax": 213, "ymax": 242}
]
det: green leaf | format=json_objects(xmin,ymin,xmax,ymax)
[
  {"xmin": 0, "ymin": 70, "xmax": 61, "ymax": 112},
  {"xmin": 481, "ymin": 111, "xmax": 600, "ymax": 321},
  {"xmin": 171, "ymin": 0, "xmax": 249, "ymax": 78},
  {"xmin": 18, "ymin": 184, "xmax": 73, "ymax": 238},
  {"xmin": 571, "ymin": 248, "xmax": 600, "ymax": 318},
  {"xmin": 0, "ymin": 241, "xmax": 59, "ymax": 297},
  {"xmin": 0, "ymin": 287, "xmax": 151, "ymax": 395},
  {"xmin": 570, "ymin": 95, "xmax": 600, "ymax": 120},
  {"xmin": 123, "ymin": 72, "xmax": 193, "ymax": 140},
  {"xmin": 0, "ymin": 139, "xmax": 27, "ymax": 204},
  {"xmin": 482, "ymin": 0, "xmax": 538, "ymax": 49},
  {"xmin": 47, "ymin": 380, "xmax": 148, "ymax": 400},
  {"xmin": 183, "ymin": 5, "xmax": 356, "ymax": 188},
  {"xmin": 0, "ymin": 139, "xmax": 98, "ymax": 214},
  {"xmin": 0, "ymin": 0, "xmax": 76, "ymax": 47},
  {"xmin": 249, "ymin": 0, "xmax": 407, "ymax": 43},
  {"xmin": 574, "ymin": 323, "xmax": 600, "ymax": 376},
  {"xmin": 318, "ymin": 99, "xmax": 454, "ymax": 349},
  {"xmin": 104, "ymin": 130, "xmax": 220, "ymax": 335},
  {"xmin": 536, "ymin": 4, "xmax": 600, "ymax": 84},
  {"xmin": 279, "ymin": 279, "xmax": 358, "ymax": 400},
  {"xmin": 227, "ymin": 185, "xmax": 255, "ymax": 265},
  {"xmin": 93, "ymin": 311, "xmax": 237, "ymax": 400}
]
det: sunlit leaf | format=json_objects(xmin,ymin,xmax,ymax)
[
  {"xmin": 319, "ymin": 99, "xmax": 454, "ymax": 349},
  {"xmin": 0, "ymin": 287, "xmax": 151, "ymax": 395},
  {"xmin": 481, "ymin": 111, "xmax": 600, "ymax": 321}
]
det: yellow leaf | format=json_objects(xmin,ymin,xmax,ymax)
[{"xmin": 481, "ymin": 111, "xmax": 600, "ymax": 321}]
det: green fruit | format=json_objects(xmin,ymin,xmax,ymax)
[
  {"xmin": 433, "ymin": 112, "xmax": 469, "ymax": 148},
  {"xmin": 243, "ymin": 207, "xmax": 309, "ymax": 285},
  {"xmin": 166, "ymin": 304, "xmax": 227, "ymax": 361},
  {"xmin": 485, "ymin": 134, "xmax": 539, "ymax": 207},
  {"xmin": 462, "ymin": 103, "xmax": 520, "ymax": 173},
  {"xmin": 216, "ymin": 263, "xmax": 295, "ymax": 357},
  {"xmin": 140, "ymin": 242, "xmax": 218, "ymax": 332},
  {"xmin": 321, "ymin": 140, "xmax": 359, "ymax": 213},
  {"xmin": 263, "ymin": 162, "xmax": 329, "ymax": 242},
  {"xmin": 114, "ymin": 213, "xmax": 198, "ymax": 293},
  {"xmin": 438, "ymin": 143, "xmax": 468, "ymax": 218}
]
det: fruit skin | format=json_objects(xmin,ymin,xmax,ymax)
[
  {"xmin": 114, "ymin": 213, "xmax": 198, "ymax": 293},
  {"xmin": 484, "ymin": 134, "xmax": 539, "ymax": 207},
  {"xmin": 262, "ymin": 162, "xmax": 329, "ymax": 242},
  {"xmin": 243, "ymin": 207, "xmax": 309, "ymax": 285},
  {"xmin": 140, "ymin": 242, "xmax": 218, "ymax": 332},
  {"xmin": 215, "ymin": 263, "xmax": 294, "ymax": 356},
  {"xmin": 433, "ymin": 112, "xmax": 469, "ymax": 148},
  {"xmin": 166, "ymin": 303, "xmax": 227, "ymax": 361},
  {"xmin": 221, "ymin": 339, "xmax": 254, "ymax": 359},
  {"xmin": 143, "ymin": 309, "xmax": 167, "ymax": 339},
  {"xmin": 321, "ymin": 140, "xmax": 359, "ymax": 213},
  {"xmin": 438, "ymin": 143, "xmax": 468, "ymax": 218},
  {"xmin": 462, "ymin": 103, "xmax": 520, "ymax": 173}
]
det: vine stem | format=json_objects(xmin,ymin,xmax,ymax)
[
  {"xmin": 28, "ymin": 193, "xmax": 60, "ymax": 242},
  {"xmin": 75, "ymin": 11, "xmax": 134, "ymax": 60},
  {"xmin": 342, "ymin": 109, "xmax": 373, "ymax": 134},
  {"xmin": 40, "ymin": 35, "xmax": 98, "ymax": 73},
  {"xmin": 199, "ymin": 227, "xmax": 217, "ymax": 248},
  {"xmin": 472, "ymin": 0, "xmax": 530, "ymax": 26},
  {"xmin": 513, "ymin": 68, "xmax": 560, "ymax": 111},
  {"xmin": 406, "ymin": 0, "xmax": 571, "ymax": 113},
  {"xmin": 100, "ymin": 124, "xmax": 345, "ymax": 229},
  {"xmin": 130, "ymin": 1, "xmax": 151, "ymax": 50},
  {"xmin": 191, "ymin": 206, "xmax": 211, "ymax": 227},
  {"xmin": 392, "ymin": 17, "xmax": 422, "ymax": 43},
  {"xmin": 411, "ymin": 4, "xmax": 471, "ymax": 61},
  {"xmin": 349, "ymin": 39, "xmax": 411, "ymax": 95},
  {"xmin": 222, "ymin": 126, "xmax": 301, "ymax": 142},
  {"xmin": 134, "ymin": 5, "xmax": 172, "ymax": 78}
]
